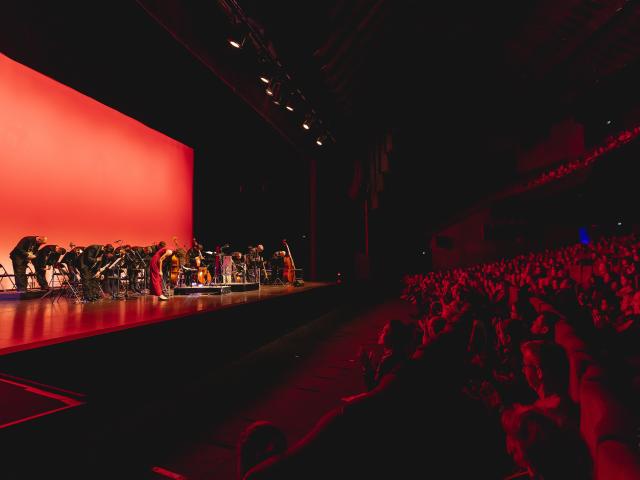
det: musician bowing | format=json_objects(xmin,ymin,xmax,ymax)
[
  {"xmin": 10, "ymin": 236, "xmax": 47, "ymax": 292},
  {"xmin": 60, "ymin": 245, "xmax": 83, "ymax": 284},
  {"xmin": 79, "ymin": 245, "xmax": 104, "ymax": 301},
  {"xmin": 100, "ymin": 244, "xmax": 120, "ymax": 299},
  {"xmin": 125, "ymin": 246, "xmax": 144, "ymax": 294},
  {"xmin": 33, "ymin": 245, "xmax": 66, "ymax": 290}
]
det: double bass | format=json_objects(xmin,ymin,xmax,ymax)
[
  {"xmin": 282, "ymin": 239, "xmax": 296, "ymax": 283},
  {"xmin": 193, "ymin": 237, "xmax": 211, "ymax": 285},
  {"xmin": 170, "ymin": 236, "xmax": 187, "ymax": 286}
]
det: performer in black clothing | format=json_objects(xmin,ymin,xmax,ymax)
[
  {"xmin": 247, "ymin": 244, "xmax": 266, "ymax": 282},
  {"xmin": 270, "ymin": 250, "xmax": 285, "ymax": 283},
  {"xmin": 79, "ymin": 244, "xmax": 103, "ymax": 301},
  {"xmin": 100, "ymin": 244, "xmax": 119, "ymax": 298},
  {"xmin": 124, "ymin": 246, "xmax": 143, "ymax": 294},
  {"xmin": 10, "ymin": 236, "xmax": 47, "ymax": 292},
  {"xmin": 186, "ymin": 242, "xmax": 204, "ymax": 285},
  {"xmin": 141, "ymin": 245, "xmax": 155, "ymax": 291},
  {"xmin": 134, "ymin": 245, "xmax": 152, "ymax": 292},
  {"xmin": 33, "ymin": 245, "xmax": 66, "ymax": 289},
  {"xmin": 60, "ymin": 245, "xmax": 83, "ymax": 283}
]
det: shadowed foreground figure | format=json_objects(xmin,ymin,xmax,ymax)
[
  {"xmin": 502, "ymin": 407, "xmax": 591, "ymax": 479},
  {"xmin": 243, "ymin": 314, "xmax": 509, "ymax": 479},
  {"xmin": 237, "ymin": 421, "xmax": 287, "ymax": 480}
]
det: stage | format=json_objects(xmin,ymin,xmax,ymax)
[
  {"xmin": 0, "ymin": 281, "xmax": 343, "ymax": 478},
  {"xmin": 0, "ymin": 282, "xmax": 331, "ymax": 356}
]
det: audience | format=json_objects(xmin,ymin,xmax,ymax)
[
  {"xmin": 243, "ymin": 234, "xmax": 640, "ymax": 479},
  {"xmin": 359, "ymin": 319, "xmax": 415, "ymax": 391}
]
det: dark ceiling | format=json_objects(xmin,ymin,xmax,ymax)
[
  {"xmin": 235, "ymin": 0, "xmax": 640, "ymax": 236},
  {"xmin": 240, "ymin": 0, "xmax": 640, "ymax": 144}
]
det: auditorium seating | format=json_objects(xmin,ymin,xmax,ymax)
[{"xmin": 243, "ymin": 235, "xmax": 640, "ymax": 479}]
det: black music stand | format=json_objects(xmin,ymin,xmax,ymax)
[{"xmin": 51, "ymin": 264, "xmax": 84, "ymax": 303}]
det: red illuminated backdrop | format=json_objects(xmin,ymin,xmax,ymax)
[{"xmin": 0, "ymin": 54, "xmax": 193, "ymax": 278}]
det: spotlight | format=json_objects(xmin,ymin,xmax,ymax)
[
  {"xmin": 285, "ymin": 95, "xmax": 295, "ymax": 112},
  {"xmin": 302, "ymin": 113, "xmax": 314, "ymax": 130},
  {"xmin": 265, "ymin": 79, "xmax": 278, "ymax": 96},
  {"xmin": 316, "ymin": 134, "xmax": 326, "ymax": 146},
  {"xmin": 266, "ymin": 80, "xmax": 281, "ymax": 101},
  {"xmin": 272, "ymin": 85, "xmax": 287, "ymax": 106},
  {"xmin": 227, "ymin": 19, "xmax": 248, "ymax": 49},
  {"xmin": 257, "ymin": 55, "xmax": 274, "ymax": 84},
  {"xmin": 228, "ymin": 34, "xmax": 246, "ymax": 49}
]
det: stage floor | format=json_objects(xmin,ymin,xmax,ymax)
[{"xmin": 0, "ymin": 282, "xmax": 331, "ymax": 356}]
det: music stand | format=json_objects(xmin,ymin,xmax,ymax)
[
  {"xmin": 52, "ymin": 266, "xmax": 84, "ymax": 303},
  {"xmin": 41, "ymin": 264, "xmax": 63, "ymax": 299},
  {"xmin": 132, "ymin": 249, "xmax": 149, "ymax": 293},
  {"xmin": 26, "ymin": 264, "xmax": 38, "ymax": 290}
]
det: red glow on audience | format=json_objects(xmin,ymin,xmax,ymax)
[{"xmin": 0, "ymin": 54, "xmax": 193, "ymax": 275}]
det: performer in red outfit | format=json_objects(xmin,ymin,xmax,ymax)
[{"xmin": 150, "ymin": 245, "xmax": 173, "ymax": 300}]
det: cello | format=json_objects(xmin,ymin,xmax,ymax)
[{"xmin": 282, "ymin": 239, "xmax": 296, "ymax": 283}]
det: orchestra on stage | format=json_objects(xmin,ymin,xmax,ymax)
[{"xmin": 1, "ymin": 235, "xmax": 300, "ymax": 302}]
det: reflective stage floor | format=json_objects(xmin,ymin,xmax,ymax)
[{"xmin": 0, "ymin": 282, "xmax": 331, "ymax": 355}]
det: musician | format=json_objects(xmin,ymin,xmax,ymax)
[
  {"xmin": 232, "ymin": 251, "xmax": 246, "ymax": 282},
  {"xmin": 141, "ymin": 245, "xmax": 155, "ymax": 290},
  {"xmin": 186, "ymin": 242, "xmax": 204, "ymax": 285},
  {"xmin": 113, "ymin": 245, "xmax": 134, "ymax": 296},
  {"xmin": 213, "ymin": 245, "xmax": 224, "ymax": 283},
  {"xmin": 156, "ymin": 241, "xmax": 172, "ymax": 284},
  {"xmin": 33, "ymin": 245, "xmax": 66, "ymax": 290},
  {"xmin": 247, "ymin": 244, "xmax": 266, "ymax": 282},
  {"xmin": 173, "ymin": 246, "xmax": 188, "ymax": 287},
  {"xmin": 9, "ymin": 236, "xmax": 46, "ymax": 292},
  {"xmin": 150, "ymin": 244, "xmax": 172, "ymax": 300},
  {"xmin": 271, "ymin": 250, "xmax": 285, "ymax": 282},
  {"xmin": 151, "ymin": 241, "xmax": 165, "ymax": 255},
  {"xmin": 99, "ymin": 244, "xmax": 119, "ymax": 298},
  {"xmin": 60, "ymin": 245, "xmax": 84, "ymax": 283},
  {"xmin": 79, "ymin": 244, "xmax": 104, "ymax": 301},
  {"xmin": 125, "ymin": 246, "xmax": 145, "ymax": 294}
]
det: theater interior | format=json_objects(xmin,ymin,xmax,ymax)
[{"xmin": 2, "ymin": 1, "xmax": 640, "ymax": 479}]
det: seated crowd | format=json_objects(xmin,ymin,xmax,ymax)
[{"xmin": 236, "ymin": 234, "xmax": 640, "ymax": 479}]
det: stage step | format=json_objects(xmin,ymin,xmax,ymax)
[{"xmin": 173, "ymin": 285, "xmax": 231, "ymax": 295}]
